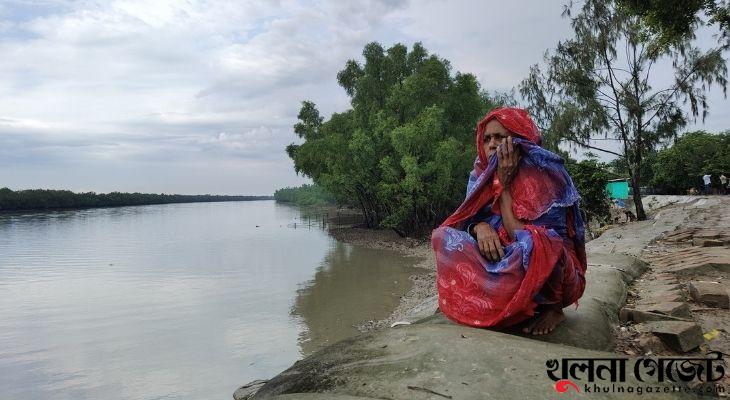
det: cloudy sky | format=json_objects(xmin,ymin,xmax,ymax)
[{"xmin": 1, "ymin": 0, "xmax": 728, "ymax": 195}]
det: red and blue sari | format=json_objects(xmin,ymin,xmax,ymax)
[{"xmin": 431, "ymin": 108, "xmax": 587, "ymax": 328}]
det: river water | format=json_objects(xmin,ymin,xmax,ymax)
[{"xmin": 0, "ymin": 201, "xmax": 420, "ymax": 399}]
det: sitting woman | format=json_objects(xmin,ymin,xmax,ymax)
[{"xmin": 431, "ymin": 107, "xmax": 587, "ymax": 335}]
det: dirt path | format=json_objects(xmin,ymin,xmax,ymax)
[{"xmin": 614, "ymin": 196, "xmax": 730, "ymax": 393}]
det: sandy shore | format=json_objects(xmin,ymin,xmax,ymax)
[{"xmin": 326, "ymin": 226, "xmax": 437, "ymax": 332}]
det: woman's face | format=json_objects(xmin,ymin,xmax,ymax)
[{"xmin": 482, "ymin": 119, "xmax": 512, "ymax": 159}]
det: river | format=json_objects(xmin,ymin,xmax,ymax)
[{"xmin": 0, "ymin": 201, "xmax": 420, "ymax": 399}]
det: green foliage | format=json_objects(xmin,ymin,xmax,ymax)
[
  {"xmin": 0, "ymin": 188, "xmax": 270, "ymax": 212},
  {"xmin": 520, "ymin": 0, "xmax": 727, "ymax": 220},
  {"xmin": 273, "ymin": 184, "xmax": 336, "ymax": 206},
  {"xmin": 617, "ymin": 0, "xmax": 730, "ymax": 49},
  {"xmin": 651, "ymin": 130, "xmax": 730, "ymax": 193},
  {"xmin": 565, "ymin": 159, "xmax": 612, "ymax": 223},
  {"xmin": 286, "ymin": 42, "xmax": 499, "ymax": 235},
  {"xmin": 605, "ymin": 150, "xmax": 657, "ymax": 185}
]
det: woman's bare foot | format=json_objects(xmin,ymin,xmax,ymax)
[{"xmin": 522, "ymin": 305, "xmax": 566, "ymax": 335}]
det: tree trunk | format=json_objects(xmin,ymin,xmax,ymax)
[
  {"xmin": 629, "ymin": 173, "xmax": 646, "ymax": 220},
  {"xmin": 355, "ymin": 194, "xmax": 372, "ymax": 228}
]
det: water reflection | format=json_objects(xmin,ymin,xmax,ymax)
[
  {"xmin": 292, "ymin": 241, "xmax": 420, "ymax": 356},
  {"xmin": 0, "ymin": 202, "xmax": 423, "ymax": 399}
]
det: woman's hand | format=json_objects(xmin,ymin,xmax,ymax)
[
  {"xmin": 497, "ymin": 136, "xmax": 520, "ymax": 188},
  {"xmin": 472, "ymin": 222, "xmax": 504, "ymax": 262}
]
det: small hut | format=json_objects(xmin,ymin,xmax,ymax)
[{"xmin": 605, "ymin": 178, "xmax": 629, "ymax": 200}]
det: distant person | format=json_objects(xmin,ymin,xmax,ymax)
[
  {"xmin": 432, "ymin": 108, "xmax": 586, "ymax": 335},
  {"xmin": 703, "ymin": 173, "xmax": 712, "ymax": 195},
  {"xmin": 721, "ymin": 174, "xmax": 727, "ymax": 195}
]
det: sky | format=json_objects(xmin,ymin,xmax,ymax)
[{"xmin": 1, "ymin": 0, "xmax": 728, "ymax": 195}]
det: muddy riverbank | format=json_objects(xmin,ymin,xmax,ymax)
[{"xmin": 326, "ymin": 226, "xmax": 436, "ymax": 332}]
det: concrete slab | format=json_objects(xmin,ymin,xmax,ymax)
[
  {"xmin": 689, "ymin": 281, "xmax": 730, "ymax": 308},
  {"xmin": 636, "ymin": 290, "xmax": 686, "ymax": 305},
  {"xmin": 635, "ymin": 302, "xmax": 691, "ymax": 319},
  {"xmin": 252, "ymin": 324, "xmax": 701, "ymax": 399},
  {"xmin": 635, "ymin": 321, "xmax": 705, "ymax": 352},
  {"xmin": 619, "ymin": 308, "xmax": 691, "ymax": 323},
  {"xmin": 644, "ymin": 247, "xmax": 730, "ymax": 276}
]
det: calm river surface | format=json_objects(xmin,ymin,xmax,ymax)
[{"xmin": 0, "ymin": 201, "xmax": 420, "ymax": 400}]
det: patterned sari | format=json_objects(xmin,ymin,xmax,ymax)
[{"xmin": 431, "ymin": 108, "xmax": 587, "ymax": 328}]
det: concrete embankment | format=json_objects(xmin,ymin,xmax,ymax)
[{"xmin": 237, "ymin": 198, "xmax": 724, "ymax": 399}]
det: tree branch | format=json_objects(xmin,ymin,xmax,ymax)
[
  {"xmin": 567, "ymin": 138, "xmax": 624, "ymax": 157},
  {"xmin": 641, "ymin": 51, "xmax": 712, "ymax": 129}
]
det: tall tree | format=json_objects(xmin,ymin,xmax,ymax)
[
  {"xmin": 521, "ymin": 0, "xmax": 727, "ymax": 220},
  {"xmin": 286, "ymin": 42, "xmax": 497, "ymax": 235}
]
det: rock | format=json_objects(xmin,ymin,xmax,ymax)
[
  {"xmin": 619, "ymin": 307, "xmax": 689, "ymax": 323},
  {"xmin": 643, "ymin": 282, "xmax": 683, "ymax": 291},
  {"xmin": 619, "ymin": 307, "xmax": 632, "ymax": 322},
  {"xmin": 689, "ymin": 281, "xmax": 730, "ymax": 308},
  {"xmin": 637, "ymin": 321, "xmax": 705, "ymax": 352},
  {"xmin": 647, "ymin": 247, "xmax": 730, "ymax": 275},
  {"xmin": 637, "ymin": 334, "xmax": 665, "ymax": 354},
  {"xmin": 234, "ymin": 379, "xmax": 268, "ymax": 400},
  {"xmin": 635, "ymin": 302, "xmax": 691, "ymax": 318},
  {"xmin": 693, "ymin": 229, "xmax": 723, "ymax": 239},
  {"xmin": 692, "ymin": 238, "xmax": 724, "ymax": 247},
  {"xmin": 636, "ymin": 290, "xmax": 686, "ymax": 304}
]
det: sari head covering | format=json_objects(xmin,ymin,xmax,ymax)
[
  {"xmin": 432, "ymin": 107, "xmax": 587, "ymax": 328},
  {"xmin": 476, "ymin": 107, "xmax": 542, "ymax": 164}
]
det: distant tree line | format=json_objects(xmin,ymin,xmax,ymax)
[
  {"xmin": 650, "ymin": 130, "xmax": 730, "ymax": 193},
  {"xmin": 274, "ymin": 184, "xmax": 336, "ymax": 206},
  {"xmin": 0, "ymin": 188, "xmax": 273, "ymax": 212},
  {"xmin": 595, "ymin": 130, "xmax": 730, "ymax": 194}
]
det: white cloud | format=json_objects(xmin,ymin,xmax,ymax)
[{"xmin": 0, "ymin": 0, "xmax": 727, "ymax": 193}]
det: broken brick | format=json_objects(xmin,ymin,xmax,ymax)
[
  {"xmin": 689, "ymin": 281, "xmax": 730, "ymax": 309},
  {"xmin": 638, "ymin": 321, "xmax": 705, "ymax": 352},
  {"xmin": 635, "ymin": 302, "xmax": 691, "ymax": 319}
]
